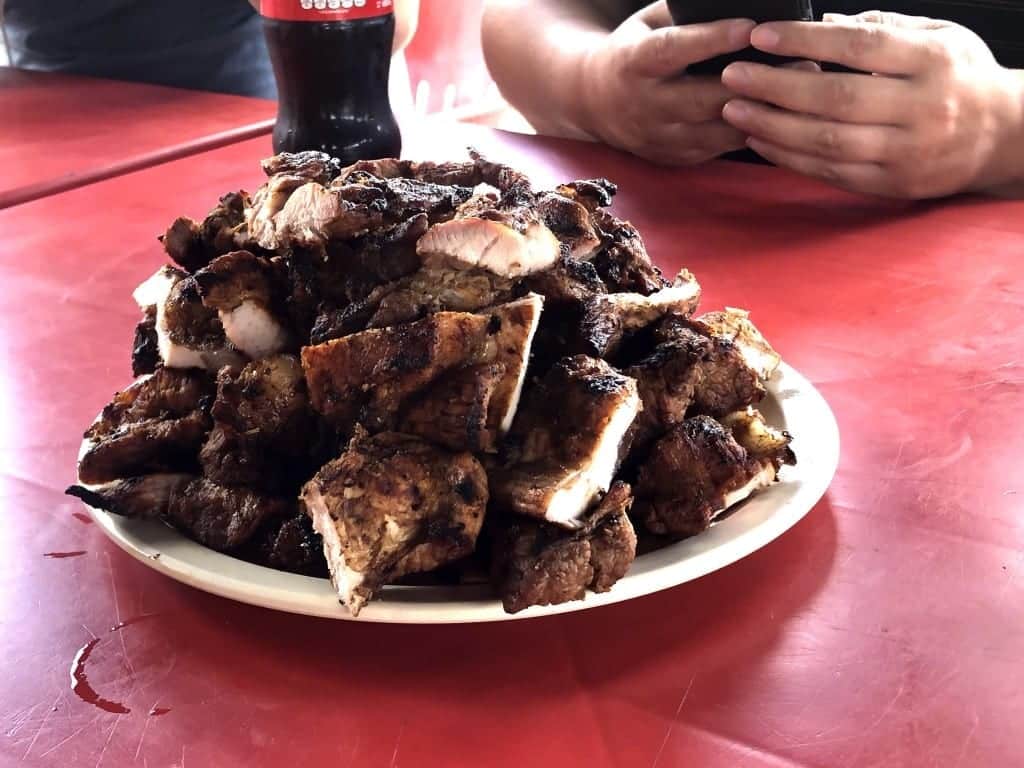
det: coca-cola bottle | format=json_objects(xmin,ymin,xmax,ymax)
[{"xmin": 261, "ymin": 0, "xmax": 402, "ymax": 161}]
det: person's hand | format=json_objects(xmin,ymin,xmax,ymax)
[
  {"xmin": 577, "ymin": 9, "xmax": 755, "ymax": 166},
  {"xmin": 719, "ymin": 12, "xmax": 1024, "ymax": 198}
]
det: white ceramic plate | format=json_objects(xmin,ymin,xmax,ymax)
[{"xmin": 78, "ymin": 362, "xmax": 838, "ymax": 623}]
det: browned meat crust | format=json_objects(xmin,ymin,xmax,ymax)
[
  {"xmin": 161, "ymin": 191, "xmax": 248, "ymax": 273},
  {"xmin": 491, "ymin": 481, "xmax": 636, "ymax": 613},
  {"xmin": 301, "ymin": 431, "xmax": 488, "ymax": 615},
  {"xmin": 78, "ymin": 368, "xmax": 215, "ymax": 484},
  {"xmin": 66, "ymin": 474, "xmax": 293, "ymax": 552},
  {"xmin": 634, "ymin": 414, "xmax": 794, "ymax": 538},
  {"xmin": 199, "ymin": 355, "xmax": 321, "ymax": 493},
  {"xmin": 131, "ymin": 312, "xmax": 160, "ymax": 377},
  {"xmin": 492, "ymin": 356, "xmax": 639, "ymax": 527}
]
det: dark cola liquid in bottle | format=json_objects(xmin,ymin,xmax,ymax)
[
  {"xmin": 261, "ymin": 0, "xmax": 402, "ymax": 161},
  {"xmin": 667, "ymin": 0, "xmax": 814, "ymax": 74}
]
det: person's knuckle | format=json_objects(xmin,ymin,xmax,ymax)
[
  {"xmin": 646, "ymin": 32, "xmax": 677, "ymax": 73},
  {"xmin": 923, "ymin": 39, "xmax": 956, "ymax": 69},
  {"xmin": 846, "ymin": 25, "xmax": 887, "ymax": 59},
  {"xmin": 813, "ymin": 125, "xmax": 843, "ymax": 156},
  {"xmin": 822, "ymin": 77, "xmax": 859, "ymax": 118}
]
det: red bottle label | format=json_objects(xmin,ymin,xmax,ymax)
[{"xmin": 260, "ymin": 0, "xmax": 394, "ymax": 22}]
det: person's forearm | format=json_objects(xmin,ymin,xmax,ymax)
[{"xmin": 482, "ymin": 0, "xmax": 622, "ymax": 138}]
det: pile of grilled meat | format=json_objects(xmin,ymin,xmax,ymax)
[{"xmin": 68, "ymin": 150, "xmax": 795, "ymax": 615}]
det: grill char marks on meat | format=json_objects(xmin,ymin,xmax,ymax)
[
  {"xmin": 402, "ymin": 364, "xmax": 505, "ymax": 453},
  {"xmin": 261, "ymin": 151, "xmax": 342, "ymax": 185},
  {"xmin": 300, "ymin": 431, "xmax": 488, "ymax": 616},
  {"xmin": 589, "ymin": 208, "xmax": 668, "ymax": 295},
  {"xmin": 246, "ymin": 512, "xmax": 327, "ymax": 576},
  {"xmin": 199, "ymin": 355, "xmax": 321, "ymax": 494},
  {"xmin": 492, "ymin": 355, "xmax": 640, "ymax": 529},
  {"xmin": 634, "ymin": 411, "xmax": 795, "ymax": 538},
  {"xmin": 194, "ymin": 250, "xmax": 291, "ymax": 360},
  {"xmin": 535, "ymin": 190, "xmax": 603, "ymax": 261},
  {"xmin": 625, "ymin": 327, "xmax": 713, "ymax": 450},
  {"xmin": 303, "ymin": 295, "xmax": 542, "ymax": 439},
  {"xmin": 577, "ymin": 269, "xmax": 702, "ymax": 360},
  {"xmin": 135, "ymin": 266, "xmax": 246, "ymax": 372},
  {"xmin": 333, "ymin": 173, "xmax": 475, "ymax": 225},
  {"xmin": 312, "ymin": 266, "xmax": 515, "ymax": 344},
  {"xmin": 491, "ymin": 481, "xmax": 636, "ymax": 613},
  {"xmin": 415, "ymin": 152, "xmax": 561, "ymax": 279},
  {"xmin": 66, "ymin": 474, "xmax": 293, "ymax": 552},
  {"xmin": 655, "ymin": 308, "xmax": 780, "ymax": 417},
  {"xmin": 132, "ymin": 311, "xmax": 160, "ymax": 377},
  {"xmin": 161, "ymin": 191, "xmax": 249, "ymax": 273},
  {"xmin": 78, "ymin": 367, "xmax": 215, "ymax": 485},
  {"xmin": 303, "ymin": 310, "xmax": 493, "ymax": 433}
]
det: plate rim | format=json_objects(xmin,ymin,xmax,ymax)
[{"xmin": 80, "ymin": 361, "xmax": 839, "ymax": 623}]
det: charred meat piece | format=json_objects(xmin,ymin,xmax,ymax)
[
  {"xmin": 535, "ymin": 190, "xmax": 602, "ymax": 260},
  {"xmin": 554, "ymin": 179, "xmax": 618, "ymax": 211},
  {"xmin": 398, "ymin": 293, "xmax": 541, "ymax": 451},
  {"xmin": 692, "ymin": 308, "xmax": 782, "ymax": 382},
  {"xmin": 491, "ymin": 481, "xmax": 636, "ymax": 613},
  {"xmin": 519, "ymin": 255, "xmax": 606, "ymax": 305},
  {"xmin": 312, "ymin": 266, "xmax": 515, "ymax": 343},
  {"xmin": 720, "ymin": 407, "xmax": 796, "ymax": 465},
  {"xmin": 415, "ymin": 153, "xmax": 560, "ymax": 278},
  {"xmin": 303, "ymin": 295, "xmax": 542, "ymax": 436},
  {"xmin": 246, "ymin": 513, "xmax": 327, "ymax": 576},
  {"xmin": 492, "ymin": 356, "xmax": 640, "ymax": 528},
  {"xmin": 303, "ymin": 310, "xmax": 493, "ymax": 432},
  {"xmin": 625, "ymin": 328, "xmax": 714, "ymax": 449},
  {"xmin": 245, "ymin": 174, "xmax": 309, "ymax": 250},
  {"xmin": 634, "ymin": 413, "xmax": 795, "ymax": 538},
  {"xmin": 161, "ymin": 191, "xmax": 249, "ymax": 273},
  {"xmin": 300, "ymin": 431, "xmax": 488, "ymax": 616},
  {"xmin": 131, "ymin": 311, "xmax": 160, "ymax": 377},
  {"xmin": 656, "ymin": 309, "xmax": 779, "ymax": 417},
  {"xmin": 337, "ymin": 157, "xmax": 483, "ymax": 187},
  {"xmin": 199, "ymin": 355, "xmax": 320, "ymax": 493},
  {"xmin": 194, "ymin": 250, "xmax": 291, "ymax": 359},
  {"xmin": 67, "ymin": 475, "xmax": 293, "ymax": 552},
  {"xmin": 134, "ymin": 265, "xmax": 246, "ymax": 372},
  {"xmin": 333, "ymin": 173, "xmax": 474, "ymax": 224},
  {"xmin": 589, "ymin": 208, "xmax": 668, "ymax": 295},
  {"xmin": 577, "ymin": 269, "xmax": 701, "ymax": 360},
  {"xmin": 261, "ymin": 151, "xmax": 341, "ymax": 185},
  {"xmin": 159, "ymin": 272, "xmax": 246, "ymax": 372},
  {"xmin": 401, "ymin": 364, "xmax": 505, "ymax": 453},
  {"xmin": 275, "ymin": 181, "xmax": 387, "ymax": 248},
  {"xmin": 417, "ymin": 208, "xmax": 561, "ymax": 279},
  {"xmin": 78, "ymin": 367, "xmax": 215, "ymax": 484}
]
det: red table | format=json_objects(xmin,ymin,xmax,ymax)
[
  {"xmin": 0, "ymin": 68, "xmax": 275, "ymax": 209},
  {"xmin": 1, "ymin": 126, "xmax": 1022, "ymax": 768}
]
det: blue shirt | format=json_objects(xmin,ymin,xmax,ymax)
[{"xmin": 3, "ymin": 0, "xmax": 278, "ymax": 98}]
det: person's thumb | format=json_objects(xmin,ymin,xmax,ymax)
[{"xmin": 626, "ymin": 18, "xmax": 755, "ymax": 77}]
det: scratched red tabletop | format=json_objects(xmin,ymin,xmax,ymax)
[
  {"xmin": 0, "ymin": 67, "xmax": 274, "ymax": 209},
  {"xmin": 1, "ymin": 124, "xmax": 1021, "ymax": 768}
]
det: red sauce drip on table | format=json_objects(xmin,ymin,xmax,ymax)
[
  {"xmin": 149, "ymin": 706, "xmax": 171, "ymax": 717},
  {"xmin": 69, "ymin": 638, "xmax": 131, "ymax": 714},
  {"xmin": 72, "ymin": 512, "xmax": 94, "ymax": 524},
  {"xmin": 43, "ymin": 551, "xmax": 86, "ymax": 558}
]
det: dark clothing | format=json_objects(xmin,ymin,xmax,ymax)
[{"xmin": 2, "ymin": 0, "xmax": 277, "ymax": 98}]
